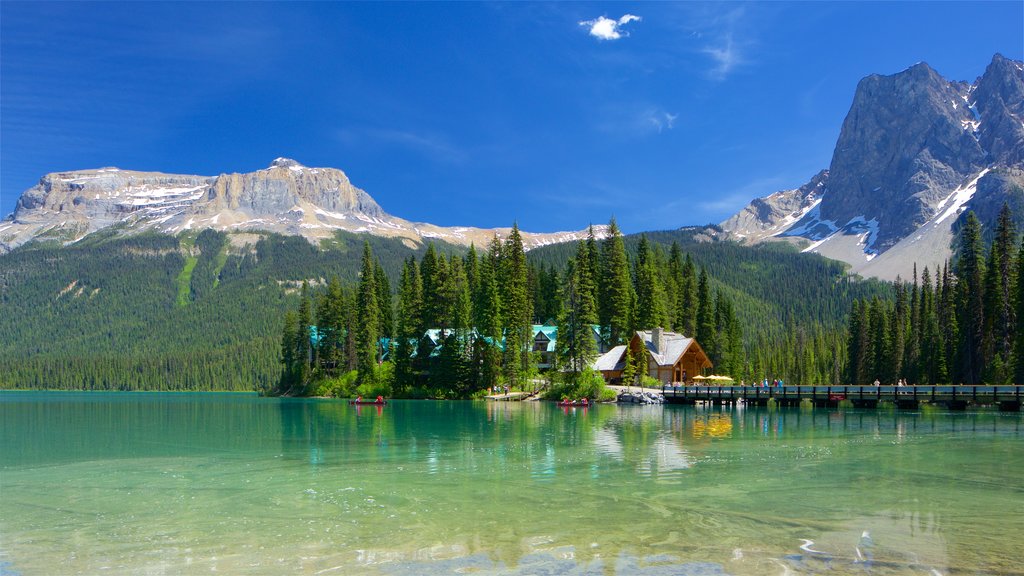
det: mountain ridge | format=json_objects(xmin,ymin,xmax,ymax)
[{"xmin": 0, "ymin": 158, "xmax": 604, "ymax": 254}]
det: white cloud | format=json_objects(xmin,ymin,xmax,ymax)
[
  {"xmin": 579, "ymin": 14, "xmax": 641, "ymax": 41},
  {"xmin": 649, "ymin": 111, "xmax": 678, "ymax": 133},
  {"xmin": 593, "ymin": 105, "xmax": 679, "ymax": 137},
  {"xmin": 702, "ymin": 33, "xmax": 740, "ymax": 79}
]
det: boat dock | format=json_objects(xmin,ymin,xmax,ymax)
[{"xmin": 662, "ymin": 385, "xmax": 1024, "ymax": 411}]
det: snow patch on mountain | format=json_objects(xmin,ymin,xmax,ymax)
[{"xmin": 934, "ymin": 168, "xmax": 991, "ymax": 224}]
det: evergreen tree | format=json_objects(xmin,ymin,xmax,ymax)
[
  {"xmin": 473, "ymin": 239, "xmax": 504, "ymax": 389},
  {"xmin": 634, "ymin": 235, "xmax": 667, "ymax": 330},
  {"xmin": 621, "ymin": 344, "xmax": 636, "ymax": 388},
  {"xmin": 585, "ymin": 225, "xmax": 601, "ymax": 307},
  {"xmin": 395, "ymin": 257, "xmax": 423, "ymax": 390},
  {"xmin": 1014, "ymin": 236, "xmax": 1024, "ymax": 383},
  {"xmin": 679, "ymin": 254, "xmax": 698, "ymax": 337},
  {"xmin": 891, "ymin": 278, "xmax": 907, "ymax": 381},
  {"xmin": 420, "ymin": 243, "xmax": 440, "ymax": 331},
  {"xmin": 599, "ymin": 218, "xmax": 634, "ymax": 346},
  {"xmin": 295, "ymin": 280, "xmax": 313, "ymax": 386},
  {"xmin": 905, "ymin": 265, "xmax": 921, "ymax": 384},
  {"xmin": 356, "ymin": 242, "xmax": 380, "ymax": 383},
  {"xmin": 983, "ymin": 203, "xmax": 1016, "ymax": 382},
  {"xmin": 316, "ymin": 276, "xmax": 347, "ymax": 374},
  {"xmin": 956, "ymin": 212, "xmax": 985, "ymax": 383},
  {"xmin": 500, "ymin": 224, "xmax": 532, "ymax": 387},
  {"xmin": 556, "ymin": 243, "xmax": 599, "ymax": 380},
  {"xmin": 375, "ymin": 262, "xmax": 393, "ymax": 354},
  {"xmin": 279, "ymin": 310, "xmax": 299, "ymax": 391},
  {"xmin": 667, "ymin": 243, "xmax": 685, "ymax": 332},
  {"xmin": 695, "ymin": 267, "xmax": 714, "ymax": 347}
]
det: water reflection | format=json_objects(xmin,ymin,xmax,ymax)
[{"xmin": 2, "ymin": 393, "xmax": 1024, "ymax": 575}]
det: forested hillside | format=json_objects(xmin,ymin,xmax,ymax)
[
  {"xmin": 0, "ymin": 230, "xmax": 462, "ymax": 391},
  {"xmin": 0, "ymin": 223, "xmax": 892, "ymax": 391}
]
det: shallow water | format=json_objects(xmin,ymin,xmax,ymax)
[{"xmin": 1, "ymin": 392, "xmax": 1022, "ymax": 575}]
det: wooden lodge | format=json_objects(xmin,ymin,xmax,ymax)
[{"xmin": 593, "ymin": 327, "xmax": 712, "ymax": 385}]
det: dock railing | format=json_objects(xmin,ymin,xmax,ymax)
[{"xmin": 661, "ymin": 384, "xmax": 1023, "ymax": 408}]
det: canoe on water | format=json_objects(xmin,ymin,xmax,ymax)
[
  {"xmin": 350, "ymin": 400, "xmax": 387, "ymax": 405},
  {"xmin": 558, "ymin": 401, "xmax": 590, "ymax": 407}
]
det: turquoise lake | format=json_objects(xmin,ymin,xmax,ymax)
[{"xmin": 1, "ymin": 392, "xmax": 1023, "ymax": 575}]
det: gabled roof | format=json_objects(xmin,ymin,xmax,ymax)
[
  {"xmin": 633, "ymin": 330, "xmax": 711, "ymax": 369},
  {"xmin": 593, "ymin": 345, "xmax": 627, "ymax": 372}
]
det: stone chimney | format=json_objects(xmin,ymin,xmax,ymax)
[{"xmin": 652, "ymin": 327, "xmax": 664, "ymax": 354}]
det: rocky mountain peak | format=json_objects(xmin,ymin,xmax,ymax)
[
  {"xmin": 269, "ymin": 157, "xmax": 304, "ymax": 169},
  {"xmin": 720, "ymin": 54, "xmax": 1024, "ymax": 281}
]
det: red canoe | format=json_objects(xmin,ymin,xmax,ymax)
[
  {"xmin": 350, "ymin": 400, "xmax": 387, "ymax": 405},
  {"xmin": 558, "ymin": 401, "xmax": 590, "ymax": 407}
]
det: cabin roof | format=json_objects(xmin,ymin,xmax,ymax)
[
  {"xmin": 593, "ymin": 345, "xmax": 627, "ymax": 371},
  {"xmin": 633, "ymin": 329, "xmax": 711, "ymax": 369}
]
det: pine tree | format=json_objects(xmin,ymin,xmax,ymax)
[
  {"xmin": 395, "ymin": 257, "xmax": 423, "ymax": 390},
  {"xmin": 634, "ymin": 235, "xmax": 667, "ymax": 330},
  {"xmin": 356, "ymin": 241, "xmax": 380, "ymax": 383},
  {"xmin": 905, "ymin": 265, "xmax": 921, "ymax": 384},
  {"xmin": 420, "ymin": 243, "xmax": 440, "ymax": 331},
  {"xmin": 984, "ymin": 203, "xmax": 1016, "ymax": 382},
  {"xmin": 474, "ymin": 238, "xmax": 504, "ymax": 389},
  {"xmin": 556, "ymin": 243, "xmax": 599, "ymax": 381},
  {"xmin": 500, "ymin": 224, "xmax": 532, "ymax": 387},
  {"xmin": 956, "ymin": 212, "xmax": 985, "ymax": 383},
  {"xmin": 585, "ymin": 225, "xmax": 601, "ymax": 307},
  {"xmin": 695, "ymin": 267, "xmax": 714, "ymax": 348},
  {"xmin": 1014, "ymin": 235, "xmax": 1024, "ymax": 383},
  {"xmin": 680, "ymin": 254, "xmax": 698, "ymax": 337},
  {"xmin": 599, "ymin": 218, "xmax": 634, "ymax": 346},
  {"xmin": 279, "ymin": 310, "xmax": 299, "ymax": 391},
  {"xmin": 891, "ymin": 279, "xmax": 907, "ymax": 381},
  {"xmin": 375, "ymin": 263, "xmax": 393, "ymax": 359},
  {"xmin": 667, "ymin": 243, "xmax": 684, "ymax": 332},
  {"xmin": 295, "ymin": 280, "xmax": 313, "ymax": 386}
]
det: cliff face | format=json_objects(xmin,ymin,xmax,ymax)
[
  {"xmin": 0, "ymin": 158, "xmax": 601, "ymax": 253},
  {"xmin": 720, "ymin": 54, "xmax": 1024, "ymax": 280}
]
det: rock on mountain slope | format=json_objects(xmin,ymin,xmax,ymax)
[
  {"xmin": 721, "ymin": 54, "xmax": 1024, "ymax": 280},
  {"xmin": 0, "ymin": 157, "xmax": 601, "ymax": 253}
]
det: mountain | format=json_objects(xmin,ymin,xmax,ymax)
[
  {"xmin": 721, "ymin": 54, "xmax": 1024, "ymax": 280},
  {"xmin": 0, "ymin": 157, "xmax": 601, "ymax": 254}
]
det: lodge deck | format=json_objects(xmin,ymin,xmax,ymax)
[{"xmin": 662, "ymin": 385, "xmax": 1024, "ymax": 410}]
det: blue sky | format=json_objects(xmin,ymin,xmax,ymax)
[{"xmin": 2, "ymin": 2, "xmax": 1022, "ymax": 234}]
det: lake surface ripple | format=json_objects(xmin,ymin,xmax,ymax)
[{"xmin": 1, "ymin": 392, "xmax": 1022, "ymax": 575}]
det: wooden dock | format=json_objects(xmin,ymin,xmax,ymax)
[{"xmin": 662, "ymin": 385, "xmax": 1024, "ymax": 411}]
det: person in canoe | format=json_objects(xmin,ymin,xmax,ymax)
[
  {"xmin": 376, "ymin": 395, "xmax": 384, "ymax": 403},
  {"xmin": 356, "ymin": 395, "xmax": 362, "ymax": 402}
]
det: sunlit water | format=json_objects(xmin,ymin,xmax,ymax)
[{"xmin": 1, "ymin": 392, "xmax": 1022, "ymax": 575}]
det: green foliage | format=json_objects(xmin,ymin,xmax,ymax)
[
  {"xmin": 309, "ymin": 370, "xmax": 359, "ymax": 398},
  {"xmin": 356, "ymin": 362, "xmax": 394, "ymax": 398},
  {"xmin": 544, "ymin": 368, "xmax": 608, "ymax": 400},
  {"xmin": 640, "ymin": 375, "xmax": 661, "ymax": 389}
]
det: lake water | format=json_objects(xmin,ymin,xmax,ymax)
[{"xmin": 1, "ymin": 392, "xmax": 1022, "ymax": 575}]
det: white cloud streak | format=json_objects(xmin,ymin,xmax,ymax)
[
  {"xmin": 702, "ymin": 33, "xmax": 740, "ymax": 79},
  {"xmin": 579, "ymin": 14, "xmax": 641, "ymax": 40}
]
